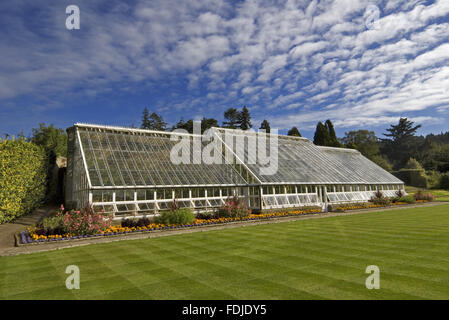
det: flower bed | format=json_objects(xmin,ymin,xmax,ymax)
[
  {"xmin": 19, "ymin": 208, "xmax": 322, "ymax": 245},
  {"xmin": 329, "ymin": 200, "xmax": 429, "ymax": 212}
]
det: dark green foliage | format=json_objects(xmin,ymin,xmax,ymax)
[
  {"xmin": 325, "ymin": 120, "xmax": 342, "ymax": 147},
  {"xmin": 141, "ymin": 108, "xmax": 167, "ymax": 131},
  {"xmin": 287, "ymin": 126, "xmax": 301, "ymax": 137},
  {"xmin": 201, "ymin": 117, "xmax": 219, "ymax": 133},
  {"xmin": 238, "ymin": 106, "xmax": 252, "ymax": 130},
  {"xmin": 397, "ymin": 195, "xmax": 416, "ymax": 204},
  {"xmin": 341, "ymin": 130, "xmax": 380, "ymax": 159},
  {"xmin": 403, "ymin": 158, "xmax": 423, "ymax": 170},
  {"xmin": 380, "ymin": 118, "xmax": 422, "ymax": 169},
  {"xmin": 370, "ymin": 154, "xmax": 393, "ymax": 172},
  {"xmin": 174, "ymin": 117, "xmax": 218, "ymax": 134},
  {"xmin": 313, "ymin": 122, "xmax": 330, "ymax": 146},
  {"xmin": 313, "ymin": 119, "xmax": 342, "ymax": 147},
  {"xmin": 223, "ymin": 106, "xmax": 252, "ymax": 130},
  {"xmin": 392, "ymin": 169, "xmax": 428, "ymax": 188},
  {"xmin": 141, "ymin": 107, "xmax": 151, "ymax": 129},
  {"xmin": 223, "ymin": 108, "xmax": 240, "ymax": 129},
  {"xmin": 420, "ymin": 143, "xmax": 449, "ymax": 172},
  {"xmin": 174, "ymin": 118, "xmax": 194, "ymax": 133},
  {"xmin": 31, "ymin": 123, "xmax": 68, "ymax": 157},
  {"xmin": 439, "ymin": 173, "xmax": 449, "ymax": 189},
  {"xmin": 30, "ymin": 123, "xmax": 68, "ymax": 203},
  {"xmin": 260, "ymin": 120, "xmax": 271, "ymax": 133}
]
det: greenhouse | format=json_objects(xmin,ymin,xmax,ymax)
[{"xmin": 65, "ymin": 123, "xmax": 405, "ymax": 219}]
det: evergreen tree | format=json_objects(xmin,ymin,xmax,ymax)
[
  {"xmin": 238, "ymin": 106, "xmax": 252, "ymax": 130},
  {"xmin": 201, "ymin": 117, "xmax": 219, "ymax": 133},
  {"xmin": 313, "ymin": 122, "xmax": 331, "ymax": 146},
  {"xmin": 287, "ymin": 126, "xmax": 301, "ymax": 137},
  {"xmin": 148, "ymin": 112, "xmax": 167, "ymax": 131},
  {"xmin": 141, "ymin": 107, "xmax": 151, "ymax": 129},
  {"xmin": 260, "ymin": 120, "xmax": 271, "ymax": 133},
  {"xmin": 174, "ymin": 117, "xmax": 193, "ymax": 133},
  {"xmin": 380, "ymin": 118, "xmax": 422, "ymax": 169},
  {"xmin": 222, "ymin": 108, "xmax": 240, "ymax": 129},
  {"xmin": 325, "ymin": 119, "xmax": 342, "ymax": 147}
]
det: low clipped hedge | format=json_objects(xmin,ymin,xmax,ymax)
[{"xmin": 0, "ymin": 139, "xmax": 48, "ymax": 224}]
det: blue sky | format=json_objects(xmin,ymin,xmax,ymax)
[{"xmin": 1, "ymin": 0, "xmax": 448, "ymax": 140}]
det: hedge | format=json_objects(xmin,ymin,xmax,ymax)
[
  {"xmin": 392, "ymin": 169, "xmax": 428, "ymax": 189},
  {"xmin": 0, "ymin": 139, "xmax": 48, "ymax": 224}
]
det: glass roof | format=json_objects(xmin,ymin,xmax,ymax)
[
  {"xmin": 77, "ymin": 126, "xmax": 248, "ymax": 187},
  {"xmin": 75, "ymin": 124, "xmax": 404, "ymax": 188},
  {"xmin": 213, "ymin": 128, "xmax": 403, "ymax": 185}
]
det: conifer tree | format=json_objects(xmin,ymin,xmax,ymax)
[
  {"xmin": 238, "ymin": 106, "xmax": 252, "ymax": 130},
  {"xmin": 260, "ymin": 120, "xmax": 271, "ymax": 133},
  {"xmin": 313, "ymin": 122, "xmax": 331, "ymax": 146},
  {"xmin": 287, "ymin": 126, "xmax": 301, "ymax": 137},
  {"xmin": 141, "ymin": 107, "xmax": 151, "ymax": 129}
]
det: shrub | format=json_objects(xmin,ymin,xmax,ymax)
[
  {"xmin": 218, "ymin": 195, "xmax": 251, "ymax": 218},
  {"xmin": 414, "ymin": 190, "xmax": 435, "ymax": 201},
  {"xmin": 0, "ymin": 138, "xmax": 48, "ymax": 224},
  {"xmin": 62, "ymin": 204, "xmax": 112, "ymax": 235},
  {"xmin": 195, "ymin": 211, "xmax": 218, "ymax": 220},
  {"xmin": 397, "ymin": 195, "xmax": 416, "ymax": 204},
  {"xmin": 121, "ymin": 217, "xmax": 152, "ymax": 228},
  {"xmin": 426, "ymin": 170, "xmax": 442, "ymax": 189},
  {"xmin": 439, "ymin": 173, "xmax": 449, "ymax": 190},
  {"xmin": 395, "ymin": 189, "xmax": 404, "ymax": 198},
  {"xmin": 370, "ymin": 190, "xmax": 391, "ymax": 205},
  {"xmin": 156, "ymin": 208, "xmax": 195, "ymax": 225}
]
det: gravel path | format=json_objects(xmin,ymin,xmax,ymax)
[{"xmin": 1, "ymin": 201, "xmax": 447, "ymax": 257}]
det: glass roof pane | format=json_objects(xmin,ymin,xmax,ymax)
[{"xmin": 77, "ymin": 127, "xmax": 248, "ymax": 187}]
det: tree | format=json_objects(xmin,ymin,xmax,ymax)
[
  {"xmin": 403, "ymin": 158, "xmax": 424, "ymax": 170},
  {"xmin": 287, "ymin": 127, "xmax": 301, "ymax": 137},
  {"xmin": 141, "ymin": 108, "xmax": 167, "ymax": 131},
  {"xmin": 313, "ymin": 122, "xmax": 331, "ymax": 146},
  {"xmin": 174, "ymin": 117, "xmax": 193, "ymax": 133},
  {"xmin": 370, "ymin": 154, "xmax": 393, "ymax": 172},
  {"xmin": 222, "ymin": 108, "xmax": 240, "ymax": 129},
  {"xmin": 260, "ymin": 120, "xmax": 271, "ymax": 133},
  {"xmin": 341, "ymin": 130, "xmax": 380, "ymax": 159},
  {"xmin": 201, "ymin": 117, "xmax": 219, "ymax": 133},
  {"xmin": 30, "ymin": 123, "xmax": 68, "ymax": 203},
  {"xmin": 324, "ymin": 119, "xmax": 342, "ymax": 147},
  {"xmin": 380, "ymin": 118, "xmax": 422, "ymax": 169},
  {"xmin": 238, "ymin": 106, "xmax": 252, "ymax": 130},
  {"xmin": 141, "ymin": 107, "xmax": 151, "ymax": 129},
  {"xmin": 30, "ymin": 123, "xmax": 67, "ymax": 157},
  {"xmin": 149, "ymin": 112, "xmax": 167, "ymax": 131}
]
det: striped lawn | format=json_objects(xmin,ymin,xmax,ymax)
[{"xmin": 1, "ymin": 204, "xmax": 449, "ymax": 300}]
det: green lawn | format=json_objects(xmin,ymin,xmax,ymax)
[
  {"xmin": 405, "ymin": 186, "xmax": 449, "ymax": 202},
  {"xmin": 1, "ymin": 204, "xmax": 449, "ymax": 300}
]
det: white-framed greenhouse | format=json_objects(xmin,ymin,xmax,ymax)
[{"xmin": 65, "ymin": 123, "xmax": 405, "ymax": 219}]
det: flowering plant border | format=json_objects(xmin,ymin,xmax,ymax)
[{"xmin": 18, "ymin": 208, "xmax": 321, "ymax": 245}]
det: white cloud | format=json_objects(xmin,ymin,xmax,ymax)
[{"xmin": 1, "ymin": 0, "xmax": 448, "ymax": 134}]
